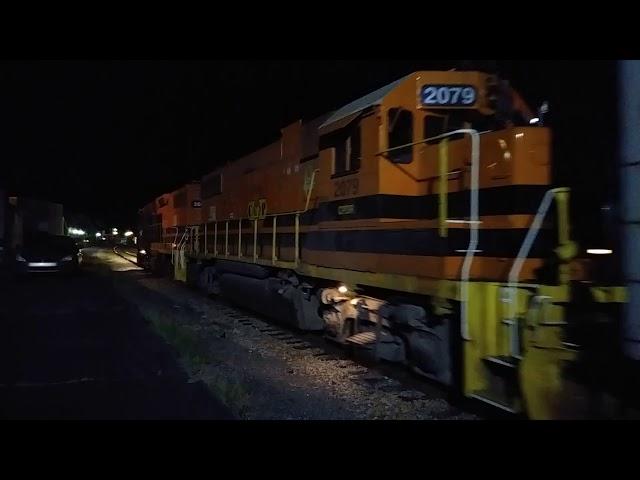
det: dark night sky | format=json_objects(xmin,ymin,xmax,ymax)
[{"xmin": 0, "ymin": 60, "xmax": 618, "ymax": 243}]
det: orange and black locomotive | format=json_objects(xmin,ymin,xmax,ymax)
[{"xmin": 137, "ymin": 69, "xmax": 628, "ymax": 419}]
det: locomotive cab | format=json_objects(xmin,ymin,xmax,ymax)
[
  {"xmin": 315, "ymin": 71, "xmax": 561, "ymax": 283},
  {"xmin": 312, "ymin": 71, "xmax": 606, "ymax": 417}
]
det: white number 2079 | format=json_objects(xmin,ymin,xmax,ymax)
[{"xmin": 421, "ymin": 85, "xmax": 476, "ymax": 107}]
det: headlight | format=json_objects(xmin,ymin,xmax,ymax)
[
  {"xmin": 16, "ymin": 254, "xmax": 26, "ymax": 262},
  {"xmin": 587, "ymin": 248, "xmax": 613, "ymax": 255},
  {"xmin": 61, "ymin": 255, "xmax": 73, "ymax": 261}
]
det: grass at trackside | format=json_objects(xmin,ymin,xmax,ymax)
[
  {"xmin": 115, "ymin": 277, "xmax": 251, "ymax": 418},
  {"xmin": 144, "ymin": 306, "xmax": 250, "ymax": 418}
]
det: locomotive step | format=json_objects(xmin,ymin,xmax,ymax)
[
  {"xmin": 483, "ymin": 356, "xmax": 521, "ymax": 384},
  {"xmin": 469, "ymin": 390, "xmax": 521, "ymax": 414},
  {"xmin": 483, "ymin": 355, "xmax": 520, "ymax": 370},
  {"xmin": 345, "ymin": 331, "xmax": 377, "ymax": 347}
]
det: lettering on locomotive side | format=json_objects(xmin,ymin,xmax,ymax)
[
  {"xmin": 337, "ymin": 204, "xmax": 355, "ymax": 215},
  {"xmin": 248, "ymin": 199, "xmax": 267, "ymax": 219},
  {"xmin": 258, "ymin": 199, "xmax": 267, "ymax": 219},
  {"xmin": 334, "ymin": 178, "xmax": 359, "ymax": 198}
]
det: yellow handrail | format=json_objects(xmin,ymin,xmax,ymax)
[
  {"xmin": 253, "ymin": 219, "xmax": 258, "ymax": 262},
  {"xmin": 438, "ymin": 139, "xmax": 449, "ymax": 238},
  {"xmin": 224, "ymin": 221, "xmax": 229, "ymax": 257},
  {"xmin": 214, "ymin": 222, "xmax": 218, "ymax": 256},
  {"xmin": 272, "ymin": 216, "xmax": 277, "ymax": 264},
  {"xmin": 295, "ymin": 213, "xmax": 300, "ymax": 264},
  {"xmin": 505, "ymin": 187, "xmax": 572, "ymax": 357},
  {"xmin": 204, "ymin": 223, "xmax": 208, "ymax": 255},
  {"xmin": 203, "ymin": 167, "xmax": 319, "ymax": 266}
]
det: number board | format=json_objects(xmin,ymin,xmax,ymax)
[{"xmin": 420, "ymin": 85, "xmax": 477, "ymax": 107}]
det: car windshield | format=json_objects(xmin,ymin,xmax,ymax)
[{"xmin": 23, "ymin": 233, "xmax": 77, "ymax": 251}]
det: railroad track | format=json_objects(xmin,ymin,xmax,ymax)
[
  {"xmin": 119, "ymin": 261, "xmax": 482, "ymax": 418},
  {"xmin": 113, "ymin": 246, "xmax": 139, "ymax": 266},
  {"xmin": 200, "ymin": 297, "xmax": 457, "ymax": 405}
]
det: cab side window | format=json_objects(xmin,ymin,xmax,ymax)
[
  {"xmin": 333, "ymin": 122, "xmax": 361, "ymax": 176},
  {"xmin": 445, "ymin": 115, "xmax": 466, "ymax": 141},
  {"xmin": 387, "ymin": 108, "xmax": 413, "ymax": 164},
  {"xmin": 349, "ymin": 123, "xmax": 361, "ymax": 171},
  {"xmin": 424, "ymin": 115, "xmax": 446, "ymax": 145},
  {"xmin": 202, "ymin": 173, "xmax": 222, "ymax": 198},
  {"xmin": 334, "ymin": 141, "xmax": 347, "ymax": 175}
]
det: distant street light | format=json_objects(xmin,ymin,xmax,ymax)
[
  {"xmin": 95, "ymin": 232, "xmax": 102, "ymax": 238},
  {"xmin": 124, "ymin": 230, "xmax": 134, "ymax": 237},
  {"xmin": 112, "ymin": 228, "xmax": 119, "ymax": 235}
]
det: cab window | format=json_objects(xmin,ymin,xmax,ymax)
[
  {"xmin": 445, "ymin": 115, "xmax": 466, "ymax": 141},
  {"xmin": 387, "ymin": 108, "xmax": 413, "ymax": 164},
  {"xmin": 333, "ymin": 122, "xmax": 361, "ymax": 175},
  {"xmin": 424, "ymin": 115, "xmax": 446, "ymax": 145},
  {"xmin": 202, "ymin": 173, "xmax": 222, "ymax": 198}
]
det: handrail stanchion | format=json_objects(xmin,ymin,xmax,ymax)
[
  {"xmin": 253, "ymin": 219, "xmax": 258, "ymax": 262},
  {"xmin": 506, "ymin": 188, "xmax": 565, "ymax": 357},
  {"xmin": 295, "ymin": 213, "xmax": 300, "ymax": 265},
  {"xmin": 214, "ymin": 222, "xmax": 218, "ymax": 256},
  {"xmin": 272, "ymin": 216, "xmax": 277, "ymax": 264},
  {"xmin": 225, "ymin": 221, "xmax": 229, "ymax": 257},
  {"xmin": 204, "ymin": 223, "xmax": 208, "ymax": 256}
]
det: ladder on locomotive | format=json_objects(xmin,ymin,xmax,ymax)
[
  {"xmin": 172, "ymin": 225, "xmax": 200, "ymax": 267},
  {"xmin": 469, "ymin": 188, "xmax": 572, "ymax": 414}
]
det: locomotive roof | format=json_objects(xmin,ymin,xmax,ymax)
[{"xmin": 319, "ymin": 73, "xmax": 413, "ymax": 130}]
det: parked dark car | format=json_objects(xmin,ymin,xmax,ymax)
[{"xmin": 14, "ymin": 232, "xmax": 82, "ymax": 275}]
